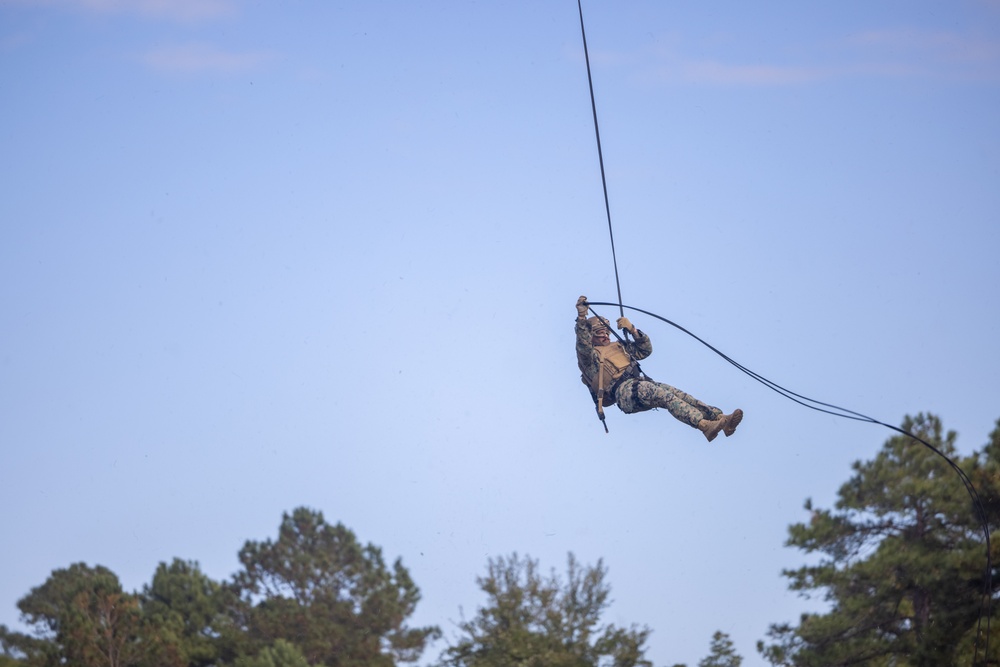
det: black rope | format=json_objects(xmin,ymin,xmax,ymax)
[
  {"xmin": 577, "ymin": 0, "xmax": 624, "ymax": 320},
  {"xmin": 573, "ymin": 1, "xmax": 990, "ymax": 654},
  {"xmin": 587, "ymin": 300, "xmax": 993, "ymax": 664}
]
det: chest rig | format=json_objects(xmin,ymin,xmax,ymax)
[{"xmin": 581, "ymin": 341, "xmax": 638, "ymax": 407}]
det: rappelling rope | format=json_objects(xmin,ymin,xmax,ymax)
[
  {"xmin": 577, "ymin": 0, "xmax": 624, "ymax": 321},
  {"xmin": 587, "ymin": 300, "xmax": 993, "ymax": 664},
  {"xmin": 575, "ymin": 0, "xmax": 990, "ymax": 655}
]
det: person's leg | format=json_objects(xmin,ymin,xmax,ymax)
[
  {"xmin": 614, "ymin": 379, "xmax": 649, "ymax": 414},
  {"xmin": 674, "ymin": 388, "xmax": 724, "ymax": 422},
  {"xmin": 625, "ymin": 380, "xmax": 742, "ymax": 441},
  {"xmin": 617, "ymin": 380, "xmax": 742, "ymax": 440},
  {"xmin": 632, "ymin": 380, "xmax": 715, "ymax": 427}
]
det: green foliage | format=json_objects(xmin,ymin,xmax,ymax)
[
  {"xmin": 0, "ymin": 624, "xmax": 33, "ymax": 666},
  {"xmin": 140, "ymin": 558, "xmax": 233, "ymax": 667},
  {"xmin": 2, "ymin": 508, "xmax": 439, "ymax": 667},
  {"xmin": 0, "ymin": 628, "xmax": 28, "ymax": 666},
  {"xmin": 0, "ymin": 654, "xmax": 25, "ymax": 667},
  {"xmin": 758, "ymin": 414, "xmax": 1000, "ymax": 667},
  {"xmin": 6, "ymin": 562, "xmax": 144, "ymax": 667},
  {"xmin": 440, "ymin": 552, "xmax": 652, "ymax": 667},
  {"xmin": 698, "ymin": 631, "xmax": 741, "ymax": 667},
  {"xmin": 231, "ymin": 506, "xmax": 440, "ymax": 667},
  {"xmin": 233, "ymin": 639, "xmax": 312, "ymax": 667}
]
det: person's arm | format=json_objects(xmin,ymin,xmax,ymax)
[
  {"xmin": 576, "ymin": 296, "xmax": 598, "ymax": 376},
  {"xmin": 631, "ymin": 328, "xmax": 652, "ymax": 360},
  {"xmin": 617, "ymin": 316, "xmax": 652, "ymax": 360}
]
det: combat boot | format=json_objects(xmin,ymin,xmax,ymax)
[
  {"xmin": 698, "ymin": 417, "xmax": 725, "ymax": 442},
  {"xmin": 723, "ymin": 409, "xmax": 744, "ymax": 437}
]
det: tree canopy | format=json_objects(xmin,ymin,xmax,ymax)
[
  {"xmin": 0, "ymin": 507, "xmax": 438, "ymax": 667},
  {"xmin": 440, "ymin": 552, "xmax": 652, "ymax": 667},
  {"xmin": 758, "ymin": 414, "xmax": 1000, "ymax": 666},
  {"xmin": 233, "ymin": 639, "xmax": 313, "ymax": 667},
  {"xmin": 3, "ymin": 415, "xmax": 999, "ymax": 667},
  {"xmin": 698, "ymin": 631, "xmax": 742, "ymax": 667},
  {"xmin": 139, "ymin": 558, "xmax": 232, "ymax": 667},
  {"xmin": 231, "ymin": 507, "xmax": 440, "ymax": 667},
  {"xmin": 1, "ymin": 563, "xmax": 143, "ymax": 667}
]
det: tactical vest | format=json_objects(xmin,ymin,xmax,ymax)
[{"xmin": 581, "ymin": 342, "xmax": 635, "ymax": 406}]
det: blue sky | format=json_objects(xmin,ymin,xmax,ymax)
[{"xmin": 1, "ymin": 1, "xmax": 998, "ymax": 665}]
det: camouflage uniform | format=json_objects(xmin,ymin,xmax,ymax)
[{"xmin": 575, "ymin": 316, "xmax": 724, "ymax": 428}]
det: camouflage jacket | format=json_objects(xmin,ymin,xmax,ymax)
[{"xmin": 575, "ymin": 316, "xmax": 652, "ymax": 404}]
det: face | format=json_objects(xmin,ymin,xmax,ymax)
[{"xmin": 591, "ymin": 327, "xmax": 610, "ymax": 346}]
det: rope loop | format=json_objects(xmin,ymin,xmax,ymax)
[{"xmin": 585, "ymin": 300, "xmax": 993, "ymax": 664}]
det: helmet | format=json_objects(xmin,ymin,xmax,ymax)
[{"xmin": 588, "ymin": 316, "xmax": 610, "ymax": 332}]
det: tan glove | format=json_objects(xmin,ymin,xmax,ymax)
[
  {"xmin": 576, "ymin": 296, "xmax": 589, "ymax": 319},
  {"xmin": 616, "ymin": 317, "xmax": 637, "ymax": 335}
]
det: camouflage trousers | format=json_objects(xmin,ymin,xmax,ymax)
[{"xmin": 615, "ymin": 378, "xmax": 722, "ymax": 427}]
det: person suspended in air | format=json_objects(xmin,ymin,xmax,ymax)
[{"xmin": 575, "ymin": 296, "xmax": 743, "ymax": 440}]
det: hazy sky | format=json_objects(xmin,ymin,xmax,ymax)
[{"xmin": 2, "ymin": 1, "xmax": 999, "ymax": 665}]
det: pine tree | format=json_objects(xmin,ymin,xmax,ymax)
[
  {"xmin": 234, "ymin": 639, "xmax": 312, "ymax": 667},
  {"xmin": 758, "ymin": 414, "xmax": 1000, "ymax": 667},
  {"xmin": 232, "ymin": 507, "xmax": 439, "ymax": 666},
  {"xmin": 698, "ymin": 631, "xmax": 742, "ymax": 667},
  {"xmin": 440, "ymin": 552, "xmax": 652, "ymax": 667},
  {"xmin": 1, "ymin": 563, "xmax": 144, "ymax": 667}
]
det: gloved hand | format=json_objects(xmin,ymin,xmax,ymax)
[
  {"xmin": 576, "ymin": 296, "xmax": 589, "ymax": 319},
  {"xmin": 616, "ymin": 317, "xmax": 636, "ymax": 334}
]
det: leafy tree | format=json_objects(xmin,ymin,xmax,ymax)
[
  {"xmin": 440, "ymin": 552, "xmax": 652, "ymax": 667},
  {"xmin": 231, "ymin": 507, "xmax": 439, "ymax": 667},
  {"xmin": 961, "ymin": 418, "xmax": 1000, "ymax": 663},
  {"xmin": 698, "ymin": 631, "xmax": 741, "ymax": 667},
  {"xmin": 758, "ymin": 414, "xmax": 1000, "ymax": 667},
  {"xmin": 0, "ymin": 628, "xmax": 30, "ymax": 666},
  {"xmin": 139, "ymin": 558, "xmax": 231, "ymax": 667},
  {"xmin": 2, "ymin": 563, "xmax": 144, "ymax": 667},
  {"xmin": 233, "ymin": 639, "xmax": 312, "ymax": 667}
]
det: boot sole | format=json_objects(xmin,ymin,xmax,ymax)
[{"xmin": 724, "ymin": 409, "xmax": 743, "ymax": 437}]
